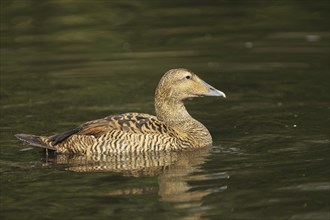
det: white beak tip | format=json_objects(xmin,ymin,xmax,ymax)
[{"xmin": 221, "ymin": 91, "xmax": 226, "ymax": 98}]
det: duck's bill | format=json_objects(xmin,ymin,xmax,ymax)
[{"xmin": 202, "ymin": 81, "xmax": 226, "ymax": 98}]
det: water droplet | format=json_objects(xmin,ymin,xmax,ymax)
[
  {"xmin": 305, "ymin": 35, "xmax": 320, "ymax": 42},
  {"xmin": 245, "ymin": 41, "xmax": 253, "ymax": 48}
]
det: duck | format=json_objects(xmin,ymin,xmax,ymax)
[{"xmin": 15, "ymin": 68, "xmax": 226, "ymax": 155}]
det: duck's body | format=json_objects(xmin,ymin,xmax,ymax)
[{"xmin": 16, "ymin": 69, "xmax": 226, "ymax": 155}]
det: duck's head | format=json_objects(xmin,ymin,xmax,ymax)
[{"xmin": 155, "ymin": 69, "xmax": 226, "ymax": 101}]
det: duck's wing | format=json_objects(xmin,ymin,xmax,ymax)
[
  {"xmin": 48, "ymin": 113, "xmax": 170, "ymax": 145},
  {"xmin": 104, "ymin": 113, "xmax": 171, "ymax": 134}
]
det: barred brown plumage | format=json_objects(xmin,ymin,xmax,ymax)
[{"xmin": 15, "ymin": 69, "xmax": 226, "ymax": 155}]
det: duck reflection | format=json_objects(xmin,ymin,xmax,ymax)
[{"xmin": 45, "ymin": 147, "xmax": 228, "ymax": 219}]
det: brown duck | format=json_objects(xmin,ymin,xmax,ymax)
[{"xmin": 15, "ymin": 69, "xmax": 226, "ymax": 155}]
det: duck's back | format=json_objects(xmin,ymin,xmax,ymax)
[{"xmin": 44, "ymin": 113, "xmax": 184, "ymax": 154}]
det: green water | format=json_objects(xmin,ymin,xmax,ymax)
[{"xmin": 1, "ymin": 1, "xmax": 329, "ymax": 219}]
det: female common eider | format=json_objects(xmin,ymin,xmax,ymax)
[{"xmin": 16, "ymin": 69, "xmax": 226, "ymax": 155}]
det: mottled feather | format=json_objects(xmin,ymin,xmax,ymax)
[{"xmin": 48, "ymin": 113, "xmax": 171, "ymax": 145}]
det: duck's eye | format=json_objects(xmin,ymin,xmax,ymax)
[{"xmin": 185, "ymin": 75, "xmax": 191, "ymax": 79}]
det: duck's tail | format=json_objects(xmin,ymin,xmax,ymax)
[{"xmin": 15, "ymin": 134, "xmax": 56, "ymax": 151}]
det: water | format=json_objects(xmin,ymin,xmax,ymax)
[{"xmin": 1, "ymin": 1, "xmax": 329, "ymax": 219}]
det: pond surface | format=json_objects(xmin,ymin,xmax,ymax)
[{"xmin": 1, "ymin": 1, "xmax": 329, "ymax": 220}]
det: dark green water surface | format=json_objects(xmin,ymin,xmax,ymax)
[{"xmin": 1, "ymin": 1, "xmax": 329, "ymax": 220}]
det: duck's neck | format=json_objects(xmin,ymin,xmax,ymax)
[
  {"xmin": 155, "ymin": 97, "xmax": 191, "ymax": 125},
  {"xmin": 155, "ymin": 95, "xmax": 212, "ymax": 146}
]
